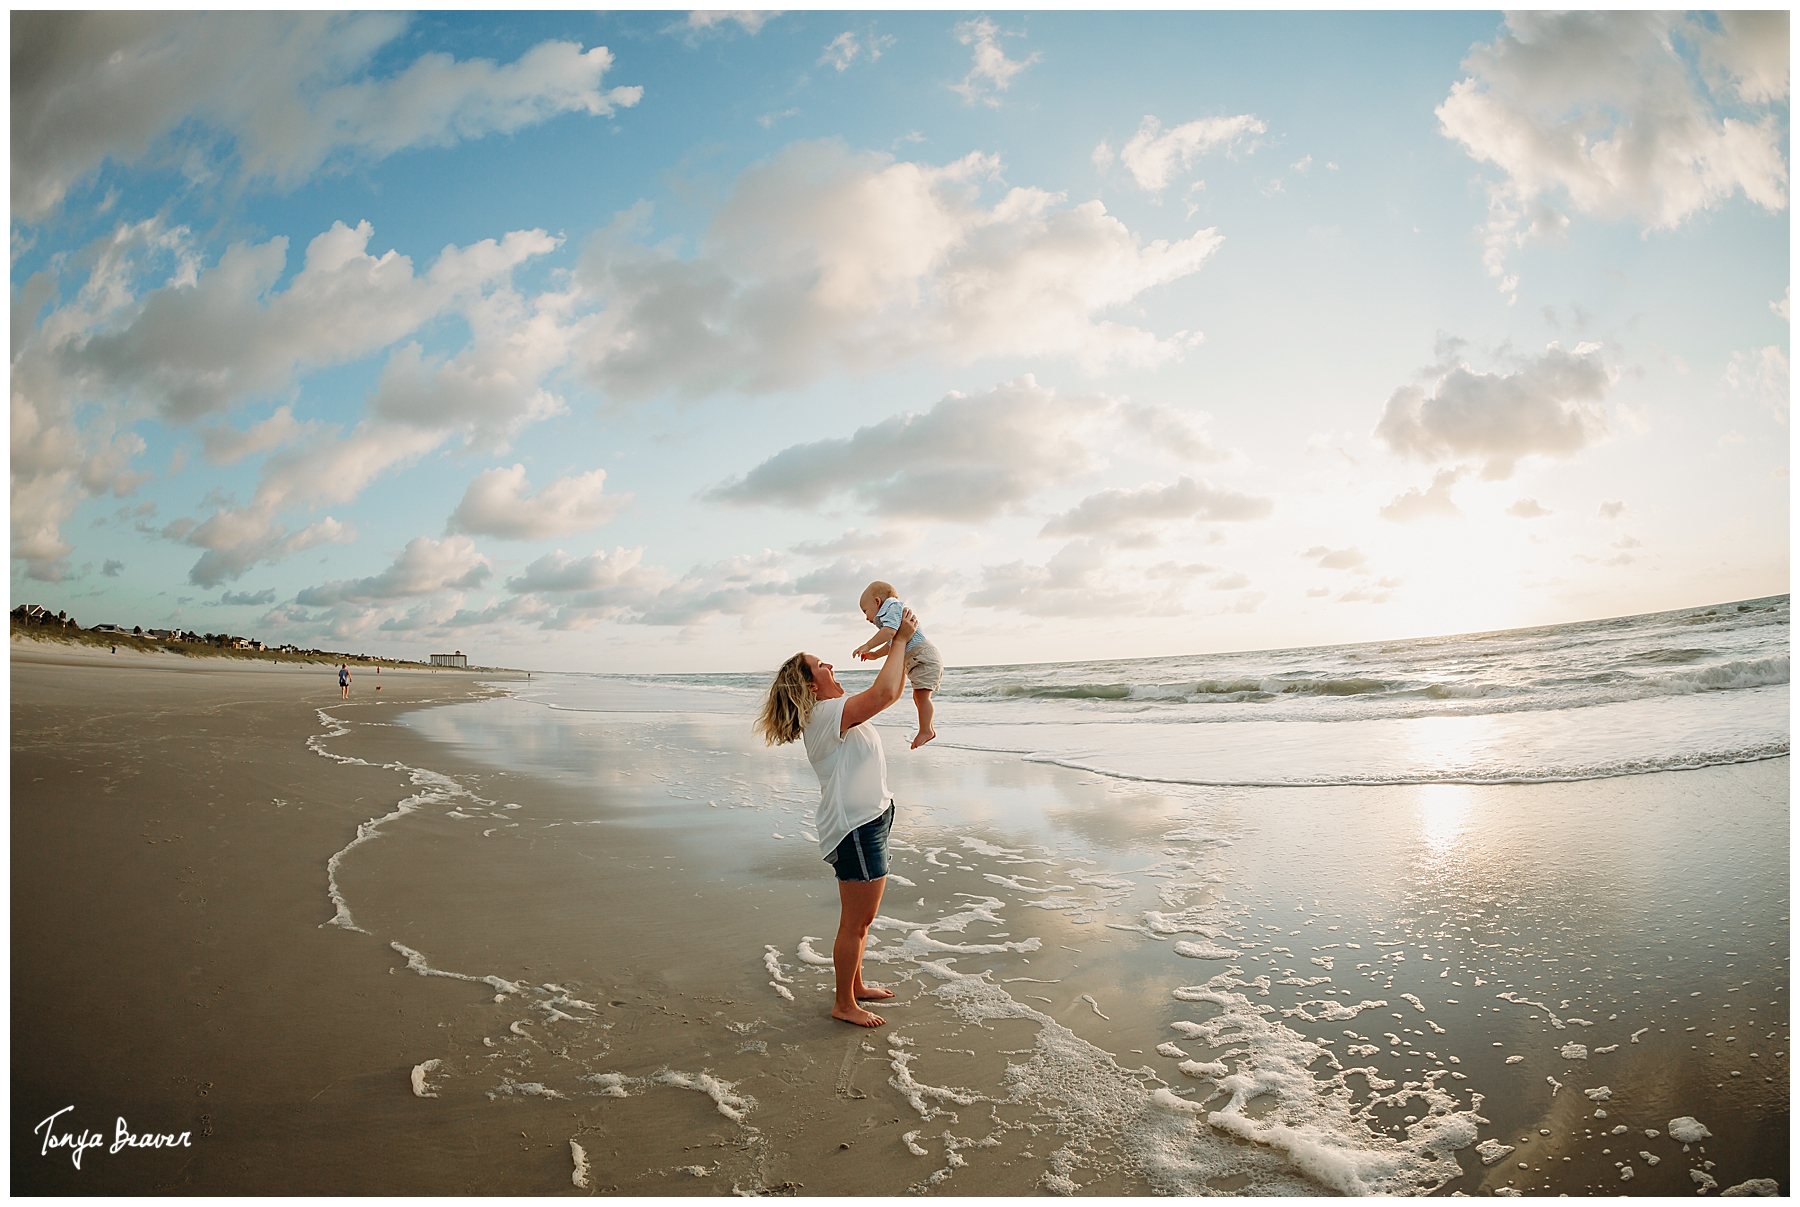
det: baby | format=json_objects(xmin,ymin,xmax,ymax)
[{"xmin": 853, "ymin": 580, "xmax": 942, "ymax": 748}]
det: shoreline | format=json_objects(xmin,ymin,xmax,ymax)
[{"xmin": 13, "ymin": 647, "xmax": 1789, "ymax": 1195}]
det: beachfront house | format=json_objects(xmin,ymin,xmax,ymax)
[
  {"xmin": 429, "ymin": 652, "xmax": 469, "ymax": 668},
  {"xmin": 12, "ymin": 605, "xmax": 77, "ymax": 628}
]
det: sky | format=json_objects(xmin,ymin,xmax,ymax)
[{"xmin": 10, "ymin": 10, "xmax": 1791, "ymax": 672}]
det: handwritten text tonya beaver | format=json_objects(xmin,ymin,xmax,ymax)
[{"xmin": 34, "ymin": 1106, "xmax": 192, "ymax": 1169}]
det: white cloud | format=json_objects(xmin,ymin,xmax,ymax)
[
  {"xmin": 576, "ymin": 142, "xmax": 1221, "ymax": 400},
  {"xmin": 706, "ymin": 376, "xmax": 1104, "ymax": 520},
  {"xmin": 295, "ymin": 535, "xmax": 491, "ymax": 606},
  {"xmin": 1375, "ymin": 342, "xmax": 1615, "ymax": 479},
  {"xmin": 685, "ymin": 12, "xmax": 777, "ymax": 36},
  {"xmin": 1110, "ymin": 113, "xmax": 1265, "ymax": 195},
  {"xmin": 12, "ymin": 13, "xmax": 641, "ymax": 222},
  {"xmin": 1598, "ymin": 500, "xmax": 1627, "ymax": 519},
  {"xmin": 1117, "ymin": 402, "xmax": 1224, "ymax": 463},
  {"xmin": 819, "ymin": 30, "xmax": 891, "ymax": 72},
  {"xmin": 964, "ymin": 539, "xmax": 1150, "ymax": 618},
  {"xmin": 200, "ymin": 406, "xmax": 316, "ymax": 466},
  {"xmin": 1724, "ymin": 345, "xmax": 1790, "ymax": 424},
  {"xmin": 183, "ymin": 516, "xmax": 357, "ymax": 590},
  {"xmin": 1506, "ymin": 497, "xmax": 1552, "ymax": 518},
  {"xmin": 1691, "ymin": 11, "xmax": 1789, "ymax": 106},
  {"xmin": 1437, "ymin": 12, "xmax": 1788, "ymax": 295},
  {"xmin": 949, "ymin": 17, "xmax": 1039, "ymax": 107},
  {"xmin": 504, "ymin": 546, "xmax": 662, "ymax": 597},
  {"xmin": 1772, "ymin": 287, "xmax": 1791, "ymax": 322},
  {"xmin": 446, "ymin": 464, "xmax": 630, "ymax": 540},
  {"xmin": 1303, "ymin": 546, "xmax": 1366, "ymax": 571},
  {"xmin": 54, "ymin": 221, "xmax": 559, "ymax": 423},
  {"xmin": 1039, "ymin": 476, "xmax": 1272, "ymax": 538},
  {"xmin": 790, "ymin": 527, "xmax": 918, "ymax": 558},
  {"xmin": 24, "ymin": 219, "xmax": 581, "ymax": 585},
  {"xmin": 1380, "ymin": 467, "xmax": 1464, "ymax": 522}
]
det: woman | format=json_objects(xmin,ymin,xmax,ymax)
[{"xmin": 756, "ymin": 607, "xmax": 918, "ymax": 1028}]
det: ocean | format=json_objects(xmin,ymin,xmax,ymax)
[{"xmin": 333, "ymin": 594, "xmax": 1789, "ymax": 1194}]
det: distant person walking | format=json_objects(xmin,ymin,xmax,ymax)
[
  {"xmin": 756, "ymin": 606, "xmax": 918, "ymax": 1028},
  {"xmin": 339, "ymin": 663, "xmax": 351, "ymax": 699}
]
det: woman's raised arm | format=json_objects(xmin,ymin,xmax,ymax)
[{"xmin": 839, "ymin": 608, "xmax": 917, "ymax": 734}]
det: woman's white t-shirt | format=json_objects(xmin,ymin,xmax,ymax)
[{"xmin": 802, "ymin": 695, "xmax": 892, "ymax": 859}]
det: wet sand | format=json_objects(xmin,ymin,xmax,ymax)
[
  {"xmin": 11, "ymin": 641, "xmax": 553, "ymax": 1194},
  {"xmin": 12, "ymin": 643, "xmax": 1789, "ymax": 1196}
]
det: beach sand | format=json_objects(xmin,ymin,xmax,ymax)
[{"xmin": 12, "ymin": 642, "xmax": 1789, "ymax": 1195}]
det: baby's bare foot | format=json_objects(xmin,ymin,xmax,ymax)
[
  {"xmin": 833, "ymin": 1005, "xmax": 887, "ymax": 1027},
  {"xmin": 854, "ymin": 986, "xmax": 896, "ymax": 1000},
  {"xmin": 910, "ymin": 728, "xmax": 936, "ymax": 749}
]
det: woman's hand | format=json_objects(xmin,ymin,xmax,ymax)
[{"xmin": 839, "ymin": 609, "xmax": 917, "ymax": 734}]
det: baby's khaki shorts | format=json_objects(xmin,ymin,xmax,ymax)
[{"xmin": 905, "ymin": 638, "xmax": 944, "ymax": 692}]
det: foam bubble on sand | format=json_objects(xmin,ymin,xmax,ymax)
[
  {"xmin": 1399, "ymin": 993, "xmax": 1425, "ymax": 1012},
  {"xmin": 959, "ymin": 837, "xmax": 1025, "ymax": 857},
  {"xmin": 654, "ymin": 1069, "xmax": 756, "ymax": 1123},
  {"xmin": 1584, "ymin": 1086, "xmax": 1612, "ymax": 1101},
  {"xmin": 1667, "ymin": 1116, "xmax": 1711, "ymax": 1144},
  {"xmin": 795, "ymin": 938, "xmax": 834, "ymax": 966},
  {"xmin": 411, "ymin": 1059, "xmax": 445, "ymax": 1098},
  {"xmin": 1177, "ymin": 1059, "xmax": 1227, "ymax": 1078},
  {"xmin": 320, "ymin": 759, "xmax": 494, "ymax": 932},
  {"xmin": 487, "ymin": 1080, "xmax": 567, "ymax": 1101},
  {"xmin": 887, "ymin": 872, "xmax": 917, "ymax": 887},
  {"xmin": 1476, "ymin": 1139, "xmax": 1515, "ymax": 1165},
  {"xmin": 1692, "ymin": 1169, "xmax": 1720, "ymax": 1191},
  {"xmin": 763, "ymin": 946, "xmax": 793, "ymax": 983},
  {"xmin": 1630, "ymin": 1027, "xmax": 1650, "ymax": 1043},
  {"xmin": 1173, "ymin": 940, "xmax": 1237, "ymax": 960},
  {"xmin": 1560, "ymin": 1043, "xmax": 1588, "ymax": 1060},
  {"xmin": 1505, "ymin": 1055, "xmax": 1524, "ymax": 1064},
  {"xmin": 567, "ymin": 1139, "xmax": 593, "ymax": 1189},
  {"xmin": 510, "ymin": 1021, "xmax": 531, "ymax": 1037},
  {"xmin": 770, "ymin": 983, "xmax": 794, "ymax": 1001},
  {"xmin": 1593, "ymin": 1043, "xmax": 1618, "ymax": 1053},
  {"xmin": 390, "ymin": 942, "xmax": 523, "ymax": 995},
  {"xmin": 1080, "ymin": 994, "xmax": 1110, "ymax": 1019},
  {"xmin": 1156, "ymin": 1042, "xmax": 1189, "ymax": 1058},
  {"xmin": 1721, "ymin": 1178, "xmax": 1780, "ymax": 1195},
  {"xmin": 580, "ymin": 1073, "xmax": 641, "ymax": 1098},
  {"xmin": 902, "ymin": 1130, "xmax": 930, "ymax": 1156},
  {"xmin": 1152, "ymin": 1087, "xmax": 1208, "ymax": 1114},
  {"xmin": 984, "ymin": 873, "xmax": 1072, "ymax": 893},
  {"xmin": 888, "ymin": 1034, "xmax": 983, "ymax": 1121},
  {"xmin": 1546, "ymin": 1076, "xmax": 1562, "ymax": 1096},
  {"xmin": 1281, "ymin": 999, "xmax": 1388, "ymax": 1023}
]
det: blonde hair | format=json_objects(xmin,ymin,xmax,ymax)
[
  {"xmin": 755, "ymin": 653, "xmax": 816, "ymax": 745},
  {"xmin": 860, "ymin": 580, "xmax": 897, "ymax": 613}
]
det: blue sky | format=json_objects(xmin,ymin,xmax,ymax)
[{"xmin": 11, "ymin": 11, "xmax": 1790, "ymax": 671}]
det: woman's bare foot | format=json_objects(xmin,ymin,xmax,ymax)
[
  {"xmin": 833, "ymin": 1005, "xmax": 887, "ymax": 1027},
  {"xmin": 910, "ymin": 728, "xmax": 936, "ymax": 749},
  {"xmin": 854, "ymin": 986, "xmax": 896, "ymax": 1000}
]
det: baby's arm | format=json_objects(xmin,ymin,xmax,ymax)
[{"xmin": 856, "ymin": 627, "xmax": 899, "ymax": 660}]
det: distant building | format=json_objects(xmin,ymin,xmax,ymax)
[{"xmin": 430, "ymin": 652, "xmax": 469, "ymax": 668}]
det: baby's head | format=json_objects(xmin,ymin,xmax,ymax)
[{"xmin": 859, "ymin": 580, "xmax": 897, "ymax": 624}]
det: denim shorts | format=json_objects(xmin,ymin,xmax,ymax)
[{"xmin": 826, "ymin": 803, "xmax": 895, "ymax": 882}]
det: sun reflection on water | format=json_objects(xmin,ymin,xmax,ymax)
[{"xmin": 1416, "ymin": 783, "xmax": 1475, "ymax": 856}]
